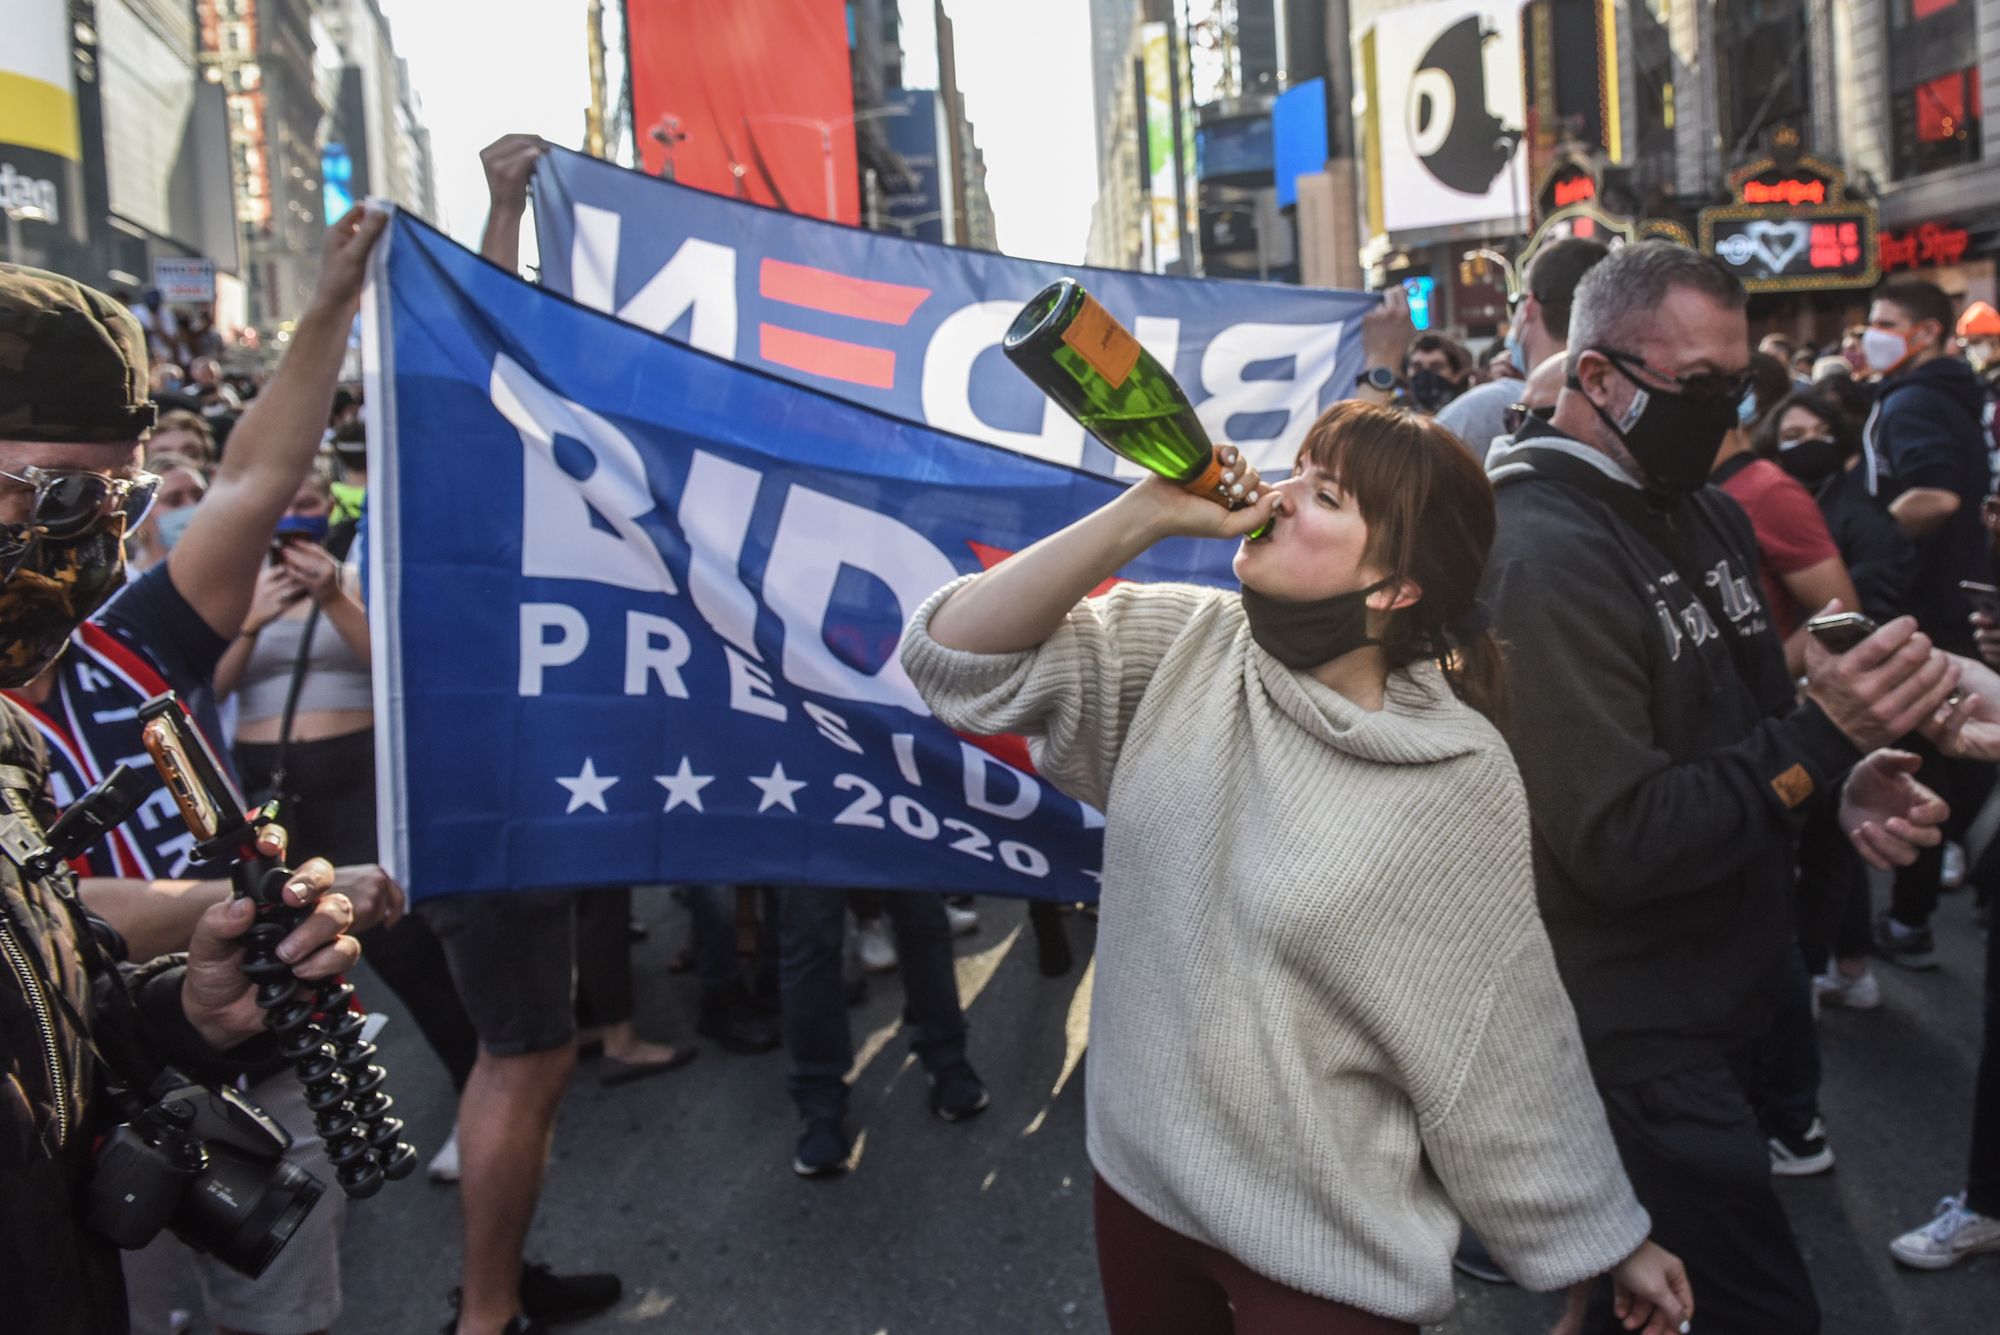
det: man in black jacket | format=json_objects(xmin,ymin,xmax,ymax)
[
  {"xmin": 1862, "ymin": 279, "xmax": 1998, "ymax": 967},
  {"xmin": 0, "ymin": 265, "xmax": 360, "ymax": 1334},
  {"xmin": 1483, "ymin": 242, "xmax": 1958, "ymax": 1334}
]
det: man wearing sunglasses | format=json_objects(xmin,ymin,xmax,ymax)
[
  {"xmin": 1482, "ymin": 242, "xmax": 1962, "ymax": 1334},
  {"xmin": 0, "ymin": 263, "xmax": 364, "ymax": 1332}
]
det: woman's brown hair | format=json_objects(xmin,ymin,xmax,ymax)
[{"xmin": 1295, "ymin": 400, "xmax": 1509, "ymax": 732}]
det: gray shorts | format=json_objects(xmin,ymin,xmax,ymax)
[
  {"xmin": 421, "ymin": 889, "xmax": 578, "ymax": 1055},
  {"xmin": 121, "ymin": 1072, "xmax": 345, "ymax": 1335}
]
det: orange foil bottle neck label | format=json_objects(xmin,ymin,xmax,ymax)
[
  {"xmin": 1060, "ymin": 292, "xmax": 1143, "ymax": 389},
  {"xmin": 1176, "ymin": 450, "xmax": 1228, "ymax": 497}
]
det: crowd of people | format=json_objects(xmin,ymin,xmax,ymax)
[{"xmin": 3, "ymin": 126, "xmax": 2000, "ymax": 1335}]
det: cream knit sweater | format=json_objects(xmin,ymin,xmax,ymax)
[{"xmin": 901, "ymin": 577, "xmax": 1650, "ymax": 1324}]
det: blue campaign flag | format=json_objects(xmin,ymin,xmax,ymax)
[
  {"xmin": 531, "ymin": 147, "xmax": 1376, "ymax": 478},
  {"xmin": 363, "ymin": 215, "xmax": 1246, "ymax": 903}
]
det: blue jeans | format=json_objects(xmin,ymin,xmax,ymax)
[{"xmin": 778, "ymin": 886, "xmax": 968, "ymax": 1121}]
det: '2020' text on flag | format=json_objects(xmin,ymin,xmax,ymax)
[
  {"xmin": 363, "ymin": 215, "xmax": 1244, "ymax": 902},
  {"xmin": 531, "ymin": 147, "xmax": 1377, "ymax": 478}
]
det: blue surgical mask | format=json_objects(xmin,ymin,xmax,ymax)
[
  {"xmin": 1738, "ymin": 388, "xmax": 1760, "ymax": 427},
  {"xmin": 154, "ymin": 505, "xmax": 196, "ymax": 551},
  {"xmin": 275, "ymin": 513, "xmax": 330, "ymax": 543},
  {"xmin": 1505, "ymin": 321, "xmax": 1529, "ymax": 376}
]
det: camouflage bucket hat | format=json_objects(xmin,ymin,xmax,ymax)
[{"xmin": 0, "ymin": 263, "xmax": 157, "ymax": 444}]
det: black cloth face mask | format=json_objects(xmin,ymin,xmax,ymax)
[
  {"xmin": 1240, "ymin": 577, "xmax": 1394, "ymax": 671},
  {"xmin": 1572, "ymin": 352, "xmax": 1741, "ymax": 497},
  {"xmin": 0, "ymin": 524, "xmax": 127, "ymax": 686},
  {"xmin": 1408, "ymin": 369, "xmax": 1460, "ymax": 413},
  {"xmin": 1774, "ymin": 436, "xmax": 1845, "ymax": 488}
]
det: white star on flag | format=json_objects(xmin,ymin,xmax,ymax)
[
  {"xmin": 747, "ymin": 761, "xmax": 807, "ymax": 813},
  {"xmin": 556, "ymin": 758, "xmax": 619, "ymax": 814},
  {"xmin": 654, "ymin": 756, "xmax": 715, "ymax": 813}
]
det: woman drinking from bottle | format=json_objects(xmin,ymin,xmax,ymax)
[{"xmin": 900, "ymin": 401, "xmax": 1692, "ymax": 1335}]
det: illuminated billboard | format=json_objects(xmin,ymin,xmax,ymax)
[
  {"xmin": 0, "ymin": 0, "xmax": 83, "ymax": 245},
  {"xmin": 1360, "ymin": 0, "xmax": 1528, "ymax": 237}
]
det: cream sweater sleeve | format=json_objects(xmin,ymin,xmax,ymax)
[
  {"xmin": 900, "ymin": 575, "xmax": 1217, "ymax": 811},
  {"xmin": 1418, "ymin": 927, "xmax": 1652, "ymax": 1291}
]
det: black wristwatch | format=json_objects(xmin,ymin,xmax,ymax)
[{"xmin": 1361, "ymin": 366, "xmax": 1399, "ymax": 394}]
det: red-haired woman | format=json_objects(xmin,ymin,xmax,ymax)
[{"xmin": 901, "ymin": 402, "xmax": 1691, "ymax": 1335}]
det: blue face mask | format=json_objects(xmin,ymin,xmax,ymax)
[
  {"xmin": 1505, "ymin": 321, "xmax": 1529, "ymax": 376},
  {"xmin": 275, "ymin": 513, "xmax": 330, "ymax": 543},
  {"xmin": 154, "ymin": 505, "xmax": 196, "ymax": 551},
  {"xmin": 1737, "ymin": 388, "xmax": 1760, "ymax": 427}
]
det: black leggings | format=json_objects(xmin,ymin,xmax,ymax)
[{"xmin": 235, "ymin": 729, "xmax": 478, "ymax": 1091}]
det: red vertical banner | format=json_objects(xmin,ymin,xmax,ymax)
[{"xmin": 626, "ymin": 0, "xmax": 860, "ymax": 224}]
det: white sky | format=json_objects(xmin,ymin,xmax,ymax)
[{"xmin": 376, "ymin": 0, "xmax": 1096, "ymax": 264}]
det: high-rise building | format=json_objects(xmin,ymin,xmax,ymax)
[
  {"xmin": 1086, "ymin": 1, "xmax": 1288, "ymax": 275},
  {"xmin": 197, "ymin": 0, "xmax": 328, "ymax": 337},
  {"xmin": 931, "ymin": 2, "xmax": 998, "ymax": 251},
  {"xmin": 314, "ymin": 0, "xmax": 436, "ymax": 223}
]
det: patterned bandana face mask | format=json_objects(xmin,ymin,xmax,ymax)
[{"xmin": 0, "ymin": 521, "xmax": 128, "ymax": 686}]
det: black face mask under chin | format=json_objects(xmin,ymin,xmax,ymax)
[
  {"xmin": 0, "ymin": 525, "xmax": 128, "ymax": 687},
  {"xmin": 1240, "ymin": 577, "xmax": 1394, "ymax": 671},
  {"xmin": 1572, "ymin": 363, "xmax": 1739, "ymax": 497}
]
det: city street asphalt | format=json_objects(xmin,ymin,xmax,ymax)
[{"xmin": 336, "ymin": 889, "xmax": 1994, "ymax": 1334}]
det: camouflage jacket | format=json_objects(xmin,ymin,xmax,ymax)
[{"xmin": 0, "ymin": 698, "xmax": 228, "ymax": 1334}]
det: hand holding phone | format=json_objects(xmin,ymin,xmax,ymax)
[
  {"xmin": 1960, "ymin": 580, "xmax": 2000, "ymax": 625},
  {"xmin": 1806, "ymin": 610, "xmax": 1880, "ymax": 654}
]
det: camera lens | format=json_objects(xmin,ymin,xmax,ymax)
[{"xmin": 174, "ymin": 1143, "xmax": 325, "ymax": 1279}]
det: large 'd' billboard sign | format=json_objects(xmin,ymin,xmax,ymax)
[
  {"xmin": 1361, "ymin": 0, "xmax": 1529, "ymax": 238},
  {"xmin": 361, "ymin": 215, "xmax": 1246, "ymax": 903},
  {"xmin": 532, "ymin": 149, "xmax": 1376, "ymax": 477}
]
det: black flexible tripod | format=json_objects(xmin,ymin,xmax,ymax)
[
  {"xmin": 233, "ymin": 857, "xmax": 417, "ymax": 1197},
  {"xmin": 123, "ymin": 692, "xmax": 418, "ymax": 1198}
]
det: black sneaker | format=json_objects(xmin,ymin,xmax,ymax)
[
  {"xmin": 928, "ymin": 1060, "xmax": 991, "ymax": 1123},
  {"xmin": 1873, "ymin": 913, "xmax": 1940, "ymax": 971},
  {"xmin": 793, "ymin": 1117, "xmax": 851, "ymax": 1177},
  {"xmin": 695, "ymin": 983, "xmax": 782, "ymax": 1055},
  {"xmin": 519, "ymin": 1263, "xmax": 621, "ymax": 1324},
  {"xmin": 1768, "ymin": 1118, "xmax": 1836, "ymax": 1177}
]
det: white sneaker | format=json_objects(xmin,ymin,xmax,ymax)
[
  {"xmin": 1812, "ymin": 968, "xmax": 1882, "ymax": 1011},
  {"xmin": 427, "ymin": 1125, "xmax": 460, "ymax": 1183},
  {"xmin": 856, "ymin": 918, "xmax": 899, "ymax": 973},
  {"xmin": 1890, "ymin": 1195, "xmax": 2000, "ymax": 1270},
  {"xmin": 944, "ymin": 902, "xmax": 980, "ymax": 937}
]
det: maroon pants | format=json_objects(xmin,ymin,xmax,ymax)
[{"xmin": 1093, "ymin": 1176, "xmax": 1419, "ymax": 1335}]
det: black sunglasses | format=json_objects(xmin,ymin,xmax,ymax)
[
  {"xmin": 0, "ymin": 466, "xmax": 162, "ymax": 541},
  {"xmin": 1503, "ymin": 403, "xmax": 1556, "ymax": 435},
  {"xmin": 1596, "ymin": 347, "xmax": 1755, "ymax": 402}
]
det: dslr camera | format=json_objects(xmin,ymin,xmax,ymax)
[{"xmin": 84, "ymin": 1068, "xmax": 324, "ymax": 1278}]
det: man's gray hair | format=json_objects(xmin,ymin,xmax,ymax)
[{"xmin": 1565, "ymin": 242, "xmax": 1747, "ymax": 378}]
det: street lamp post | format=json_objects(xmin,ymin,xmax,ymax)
[{"xmin": 745, "ymin": 104, "xmax": 910, "ymax": 221}]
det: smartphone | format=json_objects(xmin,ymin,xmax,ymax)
[
  {"xmin": 1961, "ymin": 580, "xmax": 2000, "ymax": 623},
  {"xmin": 268, "ymin": 532, "xmax": 306, "ymax": 567},
  {"xmin": 138, "ymin": 693, "xmax": 250, "ymax": 846},
  {"xmin": 1805, "ymin": 611, "xmax": 1880, "ymax": 653}
]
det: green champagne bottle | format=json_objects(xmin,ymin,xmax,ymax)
[{"xmin": 1003, "ymin": 279, "xmax": 1266, "ymax": 533}]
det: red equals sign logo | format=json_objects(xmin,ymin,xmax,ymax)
[{"xmin": 757, "ymin": 259, "xmax": 931, "ymax": 390}]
